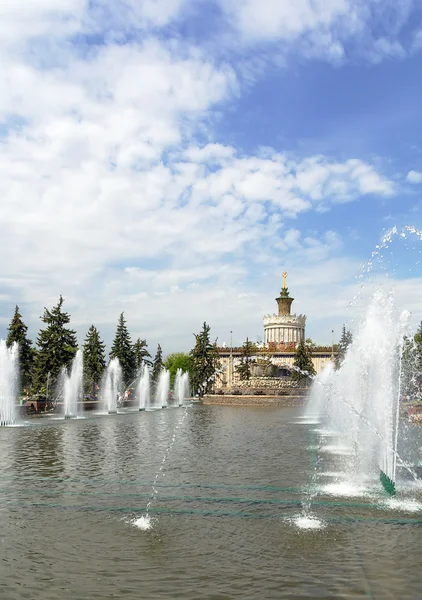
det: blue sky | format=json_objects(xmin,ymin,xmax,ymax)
[{"xmin": 1, "ymin": 0, "xmax": 422, "ymax": 355}]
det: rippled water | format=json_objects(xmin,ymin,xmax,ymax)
[{"xmin": 0, "ymin": 405, "xmax": 421, "ymax": 599}]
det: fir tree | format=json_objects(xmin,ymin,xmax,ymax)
[
  {"xmin": 190, "ymin": 322, "xmax": 221, "ymax": 396},
  {"xmin": 152, "ymin": 344, "xmax": 164, "ymax": 383},
  {"xmin": 292, "ymin": 340, "xmax": 316, "ymax": 384},
  {"xmin": 32, "ymin": 296, "xmax": 78, "ymax": 394},
  {"xmin": 235, "ymin": 337, "xmax": 255, "ymax": 381},
  {"xmin": 335, "ymin": 325, "xmax": 353, "ymax": 369},
  {"xmin": 133, "ymin": 338, "xmax": 152, "ymax": 370},
  {"xmin": 6, "ymin": 305, "xmax": 35, "ymax": 391},
  {"xmin": 83, "ymin": 325, "xmax": 106, "ymax": 397},
  {"xmin": 109, "ymin": 312, "xmax": 136, "ymax": 385}
]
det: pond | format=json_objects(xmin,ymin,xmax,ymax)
[{"xmin": 0, "ymin": 405, "xmax": 420, "ymax": 599}]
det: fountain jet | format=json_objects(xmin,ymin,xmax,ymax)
[
  {"xmin": 138, "ymin": 364, "xmax": 150, "ymax": 411},
  {"xmin": 102, "ymin": 358, "xmax": 122, "ymax": 414},
  {"xmin": 0, "ymin": 340, "xmax": 18, "ymax": 426},
  {"xmin": 174, "ymin": 369, "xmax": 190, "ymax": 406},
  {"xmin": 307, "ymin": 290, "xmax": 410, "ymax": 495},
  {"xmin": 156, "ymin": 368, "xmax": 170, "ymax": 408},
  {"xmin": 63, "ymin": 350, "xmax": 83, "ymax": 419}
]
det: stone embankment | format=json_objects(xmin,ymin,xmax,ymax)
[{"xmin": 203, "ymin": 387, "xmax": 309, "ymax": 407}]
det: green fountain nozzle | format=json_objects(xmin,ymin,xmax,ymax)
[{"xmin": 380, "ymin": 470, "xmax": 396, "ymax": 495}]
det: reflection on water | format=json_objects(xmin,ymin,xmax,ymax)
[{"xmin": 0, "ymin": 406, "xmax": 420, "ymax": 599}]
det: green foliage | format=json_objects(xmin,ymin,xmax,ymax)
[
  {"xmin": 190, "ymin": 322, "xmax": 220, "ymax": 396},
  {"xmin": 164, "ymin": 352, "xmax": 191, "ymax": 386},
  {"xmin": 401, "ymin": 322, "xmax": 422, "ymax": 399},
  {"xmin": 133, "ymin": 338, "xmax": 152, "ymax": 370},
  {"xmin": 109, "ymin": 312, "xmax": 136, "ymax": 385},
  {"xmin": 83, "ymin": 325, "xmax": 106, "ymax": 396},
  {"xmin": 152, "ymin": 343, "xmax": 164, "ymax": 383},
  {"xmin": 32, "ymin": 296, "xmax": 78, "ymax": 394},
  {"xmin": 292, "ymin": 340, "xmax": 316, "ymax": 383},
  {"xmin": 6, "ymin": 305, "xmax": 35, "ymax": 391},
  {"xmin": 335, "ymin": 325, "xmax": 353, "ymax": 370},
  {"xmin": 235, "ymin": 337, "xmax": 255, "ymax": 381}
]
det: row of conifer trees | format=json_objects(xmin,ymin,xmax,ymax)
[
  {"xmin": 4, "ymin": 296, "xmax": 222, "ymax": 398},
  {"xmin": 4, "ymin": 296, "xmax": 163, "ymax": 397}
]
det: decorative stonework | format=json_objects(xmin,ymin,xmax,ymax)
[
  {"xmin": 263, "ymin": 314, "xmax": 306, "ymax": 326},
  {"xmin": 263, "ymin": 273, "xmax": 306, "ymax": 345},
  {"xmin": 237, "ymin": 377, "xmax": 299, "ymax": 389}
]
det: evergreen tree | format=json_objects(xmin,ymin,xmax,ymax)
[
  {"xmin": 32, "ymin": 296, "xmax": 78, "ymax": 394},
  {"xmin": 152, "ymin": 344, "xmax": 164, "ymax": 383},
  {"xmin": 83, "ymin": 325, "xmax": 106, "ymax": 396},
  {"xmin": 133, "ymin": 338, "xmax": 152, "ymax": 370},
  {"xmin": 335, "ymin": 325, "xmax": 353, "ymax": 370},
  {"xmin": 190, "ymin": 322, "xmax": 221, "ymax": 396},
  {"xmin": 109, "ymin": 312, "xmax": 136, "ymax": 385},
  {"xmin": 235, "ymin": 337, "xmax": 255, "ymax": 381},
  {"xmin": 292, "ymin": 340, "xmax": 316, "ymax": 384},
  {"xmin": 6, "ymin": 305, "xmax": 35, "ymax": 391}
]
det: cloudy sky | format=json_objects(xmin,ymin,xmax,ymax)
[{"xmin": 1, "ymin": 0, "xmax": 422, "ymax": 355}]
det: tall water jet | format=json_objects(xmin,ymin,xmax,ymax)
[
  {"xmin": 305, "ymin": 362, "xmax": 335, "ymax": 422},
  {"xmin": 156, "ymin": 368, "xmax": 170, "ymax": 408},
  {"xmin": 138, "ymin": 364, "xmax": 150, "ymax": 411},
  {"xmin": 63, "ymin": 350, "xmax": 83, "ymax": 419},
  {"xmin": 0, "ymin": 340, "xmax": 18, "ymax": 426},
  {"xmin": 174, "ymin": 369, "xmax": 190, "ymax": 406},
  {"xmin": 102, "ymin": 358, "xmax": 122, "ymax": 414},
  {"xmin": 308, "ymin": 290, "xmax": 410, "ymax": 495}
]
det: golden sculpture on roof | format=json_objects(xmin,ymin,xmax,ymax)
[{"xmin": 282, "ymin": 271, "xmax": 288, "ymax": 289}]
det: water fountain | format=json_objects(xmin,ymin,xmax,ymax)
[
  {"xmin": 138, "ymin": 364, "xmax": 150, "ymax": 411},
  {"xmin": 102, "ymin": 358, "xmax": 122, "ymax": 414},
  {"xmin": 0, "ymin": 340, "xmax": 18, "ymax": 426},
  {"xmin": 174, "ymin": 369, "xmax": 190, "ymax": 406},
  {"xmin": 156, "ymin": 368, "xmax": 170, "ymax": 408},
  {"xmin": 63, "ymin": 350, "xmax": 83, "ymax": 419},
  {"xmin": 307, "ymin": 290, "xmax": 411, "ymax": 495}
]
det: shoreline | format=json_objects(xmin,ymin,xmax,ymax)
[{"xmin": 202, "ymin": 394, "xmax": 308, "ymax": 407}]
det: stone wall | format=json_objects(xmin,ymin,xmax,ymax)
[
  {"xmin": 214, "ymin": 377, "xmax": 310, "ymax": 396},
  {"xmin": 237, "ymin": 377, "xmax": 299, "ymax": 389},
  {"xmin": 202, "ymin": 394, "xmax": 307, "ymax": 407}
]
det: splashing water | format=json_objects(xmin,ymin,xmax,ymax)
[
  {"xmin": 138, "ymin": 364, "xmax": 150, "ymax": 410},
  {"xmin": 289, "ymin": 515, "xmax": 326, "ymax": 530},
  {"xmin": 156, "ymin": 368, "xmax": 170, "ymax": 408},
  {"xmin": 0, "ymin": 340, "xmax": 18, "ymax": 426},
  {"xmin": 63, "ymin": 350, "xmax": 83, "ymax": 419},
  {"xmin": 102, "ymin": 358, "xmax": 122, "ymax": 414},
  {"xmin": 307, "ymin": 290, "xmax": 412, "ymax": 492},
  {"xmin": 174, "ymin": 369, "xmax": 190, "ymax": 406},
  {"xmin": 133, "ymin": 515, "xmax": 153, "ymax": 530},
  {"xmin": 351, "ymin": 225, "xmax": 422, "ymax": 312},
  {"xmin": 136, "ymin": 403, "xmax": 191, "ymax": 529}
]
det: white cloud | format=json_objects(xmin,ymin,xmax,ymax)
[
  {"xmin": 406, "ymin": 170, "xmax": 422, "ymax": 184},
  {"xmin": 220, "ymin": 0, "xmax": 350, "ymax": 43},
  {"xmin": 216, "ymin": 0, "xmax": 420, "ymax": 65},
  {"xmin": 0, "ymin": 0, "xmax": 407, "ymax": 355}
]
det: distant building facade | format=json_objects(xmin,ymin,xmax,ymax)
[
  {"xmin": 216, "ymin": 272, "xmax": 334, "ymax": 390},
  {"xmin": 263, "ymin": 271, "xmax": 306, "ymax": 345}
]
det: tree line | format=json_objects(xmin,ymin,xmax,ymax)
[{"xmin": 4, "ymin": 297, "xmax": 221, "ymax": 399}]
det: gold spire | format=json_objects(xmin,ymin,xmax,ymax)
[{"xmin": 282, "ymin": 271, "xmax": 288, "ymax": 289}]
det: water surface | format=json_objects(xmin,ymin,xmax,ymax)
[{"xmin": 0, "ymin": 406, "xmax": 420, "ymax": 599}]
